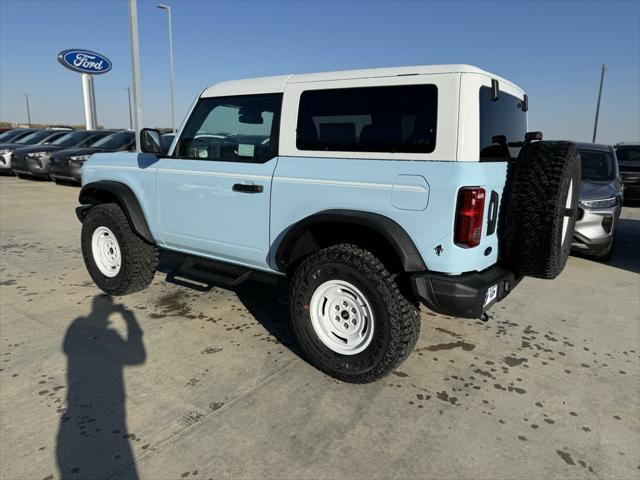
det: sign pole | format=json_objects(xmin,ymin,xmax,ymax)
[
  {"xmin": 81, "ymin": 74, "xmax": 97, "ymax": 130},
  {"xmin": 129, "ymin": 0, "xmax": 143, "ymax": 151}
]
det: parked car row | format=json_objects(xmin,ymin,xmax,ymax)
[
  {"xmin": 0, "ymin": 128, "xmax": 136, "ymax": 183},
  {"xmin": 0, "ymin": 128, "xmax": 177, "ymax": 183}
]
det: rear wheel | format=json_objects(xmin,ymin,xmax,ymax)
[
  {"xmin": 290, "ymin": 244, "xmax": 420, "ymax": 383},
  {"xmin": 81, "ymin": 203, "xmax": 157, "ymax": 295}
]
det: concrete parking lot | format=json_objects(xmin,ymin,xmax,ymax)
[{"xmin": 0, "ymin": 176, "xmax": 638, "ymax": 480}]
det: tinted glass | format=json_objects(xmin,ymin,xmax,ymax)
[
  {"xmin": 177, "ymin": 94, "xmax": 281, "ymax": 162},
  {"xmin": 51, "ymin": 131, "xmax": 95, "ymax": 147},
  {"xmin": 41, "ymin": 131, "xmax": 68, "ymax": 144},
  {"xmin": 90, "ymin": 132, "xmax": 135, "ymax": 149},
  {"xmin": 479, "ymin": 87, "xmax": 527, "ymax": 161},
  {"xmin": 15, "ymin": 130, "xmax": 53, "ymax": 145},
  {"xmin": 0, "ymin": 129, "xmax": 29, "ymax": 142},
  {"xmin": 78, "ymin": 132, "xmax": 110, "ymax": 147},
  {"xmin": 615, "ymin": 145, "xmax": 640, "ymax": 163},
  {"xmin": 580, "ymin": 150, "xmax": 615, "ymax": 181},
  {"xmin": 297, "ymin": 85, "xmax": 437, "ymax": 153}
]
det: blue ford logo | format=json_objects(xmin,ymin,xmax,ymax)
[{"xmin": 57, "ymin": 49, "xmax": 112, "ymax": 75}]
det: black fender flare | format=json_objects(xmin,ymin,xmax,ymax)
[
  {"xmin": 78, "ymin": 181, "xmax": 154, "ymax": 244},
  {"xmin": 275, "ymin": 209, "xmax": 426, "ymax": 273}
]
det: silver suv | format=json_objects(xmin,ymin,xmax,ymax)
[{"xmin": 571, "ymin": 143, "xmax": 623, "ymax": 261}]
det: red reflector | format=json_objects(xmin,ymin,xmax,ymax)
[{"xmin": 455, "ymin": 187, "xmax": 486, "ymax": 248}]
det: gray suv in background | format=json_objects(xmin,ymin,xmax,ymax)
[
  {"xmin": 571, "ymin": 143, "xmax": 623, "ymax": 261},
  {"xmin": 614, "ymin": 142, "xmax": 640, "ymax": 205}
]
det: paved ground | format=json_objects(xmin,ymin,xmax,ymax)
[{"xmin": 0, "ymin": 176, "xmax": 639, "ymax": 480}]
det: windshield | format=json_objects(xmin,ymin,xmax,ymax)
[
  {"xmin": 51, "ymin": 131, "xmax": 99, "ymax": 147},
  {"xmin": 90, "ymin": 131, "xmax": 134, "ymax": 149},
  {"xmin": 479, "ymin": 86, "xmax": 527, "ymax": 161},
  {"xmin": 580, "ymin": 149, "xmax": 615, "ymax": 181},
  {"xmin": 15, "ymin": 130, "xmax": 54, "ymax": 145},
  {"xmin": 0, "ymin": 129, "xmax": 29, "ymax": 142},
  {"xmin": 615, "ymin": 145, "xmax": 640, "ymax": 163},
  {"xmin": 41, "ymin": 131, "xmax": 68, "ymax": 144}
]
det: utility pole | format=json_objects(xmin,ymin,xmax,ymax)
[
  {"xmin": 127, "ymin": 87, "xmax": 133, "ymax": 129},
  {"xmin": 23, "ymin": 93, "xmax": 31, "ymax": 126},
  {"xmin": 592, "ymin": 64, "xmax": 606, "ymax": 143},
  {"xmin": 129, "ymin": 0, "xmax": 143, "ymax": 150},
  {"xmin": 157, "ymin": 4, "xmax": 176, "ymax": 132}
]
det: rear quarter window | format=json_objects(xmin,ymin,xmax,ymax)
[
  {"xmin": 296, "ymin": 84, "xmax": 438, "ymax": 154},
  {"xmin": 479, "ymin": 86, "xmax": 526, "ymax": 161}
]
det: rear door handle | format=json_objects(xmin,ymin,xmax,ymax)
[{"xmin": 233, "ymin": 183, "xmax": 263, "ymax": 193}]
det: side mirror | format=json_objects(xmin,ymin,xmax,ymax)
[{"xmin": 140, "ymin": 128, "xmax": 163, "ymax": 155}]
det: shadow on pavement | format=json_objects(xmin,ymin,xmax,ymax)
[
  {"xmin": 158, "ymin": 251, "xmax": 300, "ymax": 357},
  {"xmin": 56, "ymin": 295, "xmax": 146, "ymax": 480},
  {"xmin": 609, "ymin": 217, "xmax": 640, "ymax": 274}
]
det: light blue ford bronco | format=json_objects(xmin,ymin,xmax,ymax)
[{"xmin": 77, "ymin": 65, "xmax": 580, "ymax": 383}]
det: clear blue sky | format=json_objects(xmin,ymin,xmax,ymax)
[{"xmin": 1, "ymin": 0, "xmax": 638, "ymax": 144}]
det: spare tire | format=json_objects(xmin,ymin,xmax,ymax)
[{"xmin": 505, "ymin": 141, "xmax": 580, "ymax": 279}]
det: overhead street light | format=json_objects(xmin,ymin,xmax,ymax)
[{"xmin": 156, "ymin": 3, "xmax": 176, "ymax": 133}]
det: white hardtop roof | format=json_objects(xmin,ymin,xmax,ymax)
[{"xmin": 201, "ymin": 64, "xmax": 523, "ymax": 97}]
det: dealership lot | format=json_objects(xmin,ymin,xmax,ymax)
[{"xmin": 0, "ymin": 176, "xmax": 638, "ymax": 480}]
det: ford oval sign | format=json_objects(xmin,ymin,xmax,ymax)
[{"xmin": 57, "ymin": 49, "xmax": 112, "ymax": 75}]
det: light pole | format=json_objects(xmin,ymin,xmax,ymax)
[
  {"xmin": 23, "ymin": 93, "xmax": 31, "ymax": 126},
  {"xmin": 129, "ymin": 0, "xmax": 143, "ymax": 150},
  {"xmin": 592, "ymin": 64, "xmax": 606, "ymax": 143},
  {"xmin": 156, "ymin": 4, "xmax": 176, "ymax": 132}
]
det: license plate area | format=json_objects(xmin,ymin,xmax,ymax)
[{"xmin": 484, "ymin": 284, "xmax": 498, "ymax": 307}]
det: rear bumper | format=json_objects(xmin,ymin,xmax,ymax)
[{"xmin": 411, "ymin": 265, "xmax": 521, "ymax": 319}]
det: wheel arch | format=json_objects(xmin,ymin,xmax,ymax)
[
  {"xmin": 275, "ymin": 210, "xmax": 426, "ymax": 274},
  {"xmin": 78, "ymin": 181, "xmax": 155, "ymax": 244}
]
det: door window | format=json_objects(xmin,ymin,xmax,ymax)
[{"xmin": 176, "ymin": 94, "xmax": 282, "ymax": 163}]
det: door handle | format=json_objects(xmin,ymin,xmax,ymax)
[{"xmin": 233, "ymin": 183, "xmax": 263, "ymax": 193}]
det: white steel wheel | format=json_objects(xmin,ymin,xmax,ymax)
[
  {"xmin": 309, "ymin": 279, "xmax": 375, "ymax": 355},
  {"xmin": 91, "ymin": 226, "xmax": 122, "ymax": 278},
  {"xmin": 562, "ymin": 179, "xmax": 574, "ymax": 247}
]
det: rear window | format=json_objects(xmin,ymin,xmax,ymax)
[
  {"xmin": 479, "ymin": 86, "xmax": 527, "ymax": 161},
  {"xmin": 296, "ymin": 84, "xmax": 438, "ymax": 154}
]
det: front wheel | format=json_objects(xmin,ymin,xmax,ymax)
[
  {"xmin": 290, "ymin": 244, "xmax": 420, "ymax": 383},
  {"xmin": 81, "ymin": 203, "xmax": 157, "ymax": 296}
]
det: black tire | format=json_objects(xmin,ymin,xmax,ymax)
[
  {"xmin": 290, "ymin": 244, "xmax": 420, "ymax": 383},
  {"xmin": 81, "ymin": 203, "xmax": 157, "ymax": 296},
  {"xmin": 505, "ymin": 141, "xmax": 581, "ymax": 279}
]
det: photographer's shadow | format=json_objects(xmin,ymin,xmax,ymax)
[{"xmin": 56, "ymin": 295, "xmax": 146, "ymax": 480}]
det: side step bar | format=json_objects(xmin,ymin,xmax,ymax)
[{"xmin": 165, "ymin": 254, "xmax": 287, "ymax": 291}]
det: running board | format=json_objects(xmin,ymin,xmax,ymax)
[{"xmin": 164, "ymin": 254, "xmax": 286, "ymax": 291}]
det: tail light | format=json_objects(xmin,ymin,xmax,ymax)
[{"xmin": 455, "ymin": 187, "xmax": 486, "ymax": 248}]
